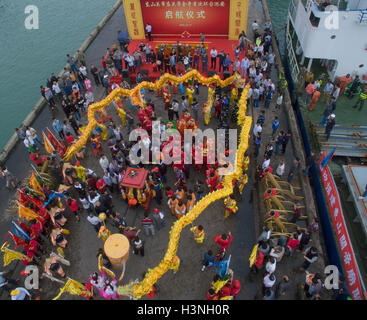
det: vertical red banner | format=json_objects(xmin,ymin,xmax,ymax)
[
  {"xmin": 140, "ymin": 0, "xmax": 230, "ymax": 36},
  {"xmin": 319, "ymin": 152, "xmax": 365, "ymax": 300}
]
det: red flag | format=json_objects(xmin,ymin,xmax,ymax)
[
  {"xmin": 18, "ymin": 189, "xmax": 30, "ymax": 206},
  {"xmin": 6, "ymin": 232, "xmax": 28, "ymax": 250},
  {"xmin": 28, "ymin": 194, "xmax": 45, "ymax": 210},
  {"xmin": 46, "ymin": 128, "xmax": 66, "ymax": 152}
]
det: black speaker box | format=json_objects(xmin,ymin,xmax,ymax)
[
  {"xmin": 223, "ymin": 71, "xmax": 231, "ymax": 79},
  {"xmin": 121, "ymin": 69, "xmax": 129, "ymax": 78}
]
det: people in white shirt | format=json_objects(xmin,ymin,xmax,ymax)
[
  {"xmin": 99, "ymin": 155, "xmax": 110, "ymax": 172},
  {"xmin": 276, "ymin": 94, "xmax": 283, "ymax": 108},
  {"xmin": 241, "ymin": 57, "xmax": 250, "ymax": 78},
  {"xmin": 88, "ymin": 193, "xmax": 100, "ymax": 208},
  {"xmin": 85, "ymin": 91, "xmax": 94, "ymax": 105},
  {"xmin": 252, "ymin": 21, "xmax": 259, "ymax": 32},
  {"xmin": 333, "ymin": 86, "xmax": 341, "ymax": 101},
  {"xmin": 263, "ymin": 273, "xmax": 276, "ymax": 288},
  {"xmin": 262, "ymin": 157, "xmax": 271, "ymax": 170},
  {"xmin": 87, "ymin": 214, "xmax": 102, "ymax": 225},
  {"xmin": 265, "ymin": 257, "xmax": 277, "ymax": 274},
  {"xmin": 111, "ymin": 82, "xmax": 119, "ymax": 90},
  {"xmin": 276, "ymin": 161, "xmax": 285, "ymax": 177},
  {"xmin": 79, "ymin": 65, "xmax": 87, "ymax": 77},
  {"xmin": 10, "ymin": 287, "xmax": 31, "ymax": 300},
  {"xmin": 253, "ymin": 123, "xmax": 262, "ymax": 136},
  {"xmin": 52, "ymin": 82, "xmax": 61, "ymax": 94},
  {"xmin": 210, "ymin": 48, "xmax": 217, "ymax": 58}
]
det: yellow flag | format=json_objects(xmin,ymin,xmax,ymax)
[
  {"xmin": 75, "ymin": 166, "xmax": 86, "ymax": 182},
  {"xmin": 53, "ymin": 278, "xmax": 87, "ymax": 300},
  {"xmin": 1, "ymin": 242, "xmax": 31, "ymax": 267},
  {"xmin": 117, "ymin": 107, "xmax": 126, "ymax": 127},
  {"xmin": 29, "ymin": 173, "xmax": 45, "ymax": 200},
  {"xmin": 98, "ymin": 254, "xmax": 116, "ymax": 278},
  {"xmin": 42, "ymin": 131, "xmax": 54, "ymax": 154},
  {"xmin": 212, "ymin": 279, "xmax": 228, "ymax": 293},
  {"xmin": 249, "ymin": 244, "xmax": 258, "ymax": 268},
  {"xmin": 97, "ymin": 123, "xmax": 108, "ymax": 141},
  {"xmin": 18, "ymin": 205, "xmax": 39, "ymax": 221}
]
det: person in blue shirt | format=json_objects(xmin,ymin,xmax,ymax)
[
  {"xmin": 201, "ymin": 52, "xmax": 208, "ymax": 74},
  {"xmin": 66, "ymin": 54, "xmax": 78, "ymax": 75},
  {"xmin": 52, "ymin": 118, "xmax": 65, "ymax": 139},
  {"xmin": 201, "ymin": 250, "xmax": 215, "ymax": 271},
  {"xmin": 170, "ymin": 54, "xmax": 176, "ymax": 74},
  {"xmin": 272, "ymin": 116, "xmax": 279, "ymax": 139},
  {"xmin": 221, "ymin": 95, "xmax": 229, "ymax": 107},
  {"xmin": 0, "ymin": 271, "xmax": 19, "ymax": 293},
  {"xmin": 254, "ymin": 132, "xmax": 262, "ymax": 158},
  {"xmin": 136, "ymin": 72, "xmax": 143, "ymax": 84},
  {"xmin": 223, "ymin": 54, "xmax": 231, "ymax": 72},
  {"xmin": 257, "ymin": 110, "xmax": 265, "ymax": 125},
  {"xmin": 15, "ymin": 128, "xmax": 26, "ymax": 141},
  {"xmin": 264, "ymin": 86, "xmax": 274, "ymax": 109},
  {"xmin": 274, "ymin": 131, "xmax": 284, "ymax": 155}
]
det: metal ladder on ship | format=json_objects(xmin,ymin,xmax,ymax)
[{"xmin": 286, "ymin": 4, "xmax": 300, "ymax": 83}]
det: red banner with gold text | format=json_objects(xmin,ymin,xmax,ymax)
[
  {"xmin": 140, "ymin": 0, "xmax": 230, "ymax": 36},
  {"xmin": 319, "ymin": 152, "xmax": 365, "ymax": 300}
]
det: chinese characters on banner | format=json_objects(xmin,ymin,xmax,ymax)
[
  {"xmin": 140, "ymin": 0, "xmax": 230, "ymax": 36},
  {"xmin": 319, "ymin": 152, "xmax": 364, "ymax": 300},
  {"xmin": 123, "ymin": 0, "xmax": 145, "ymax": 39},
  {"xmin": 228, "ymin": 0, "xmax": 249, "ymax": 40}
]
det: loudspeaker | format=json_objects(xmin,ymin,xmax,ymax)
[
  {"xmin": 223, "ymin": 71, "xmax": 231, "ymax": 79},
  {"xmin": 141, "ymin": 69, "xmax": 149, "ymax": 76},
  {"xmin": 122, "ymin": 69, "xmax": 129, "ymax": 78},
  {"xmin": 207, "ymin": 71, "xmax": 216, "ymax": 77}
]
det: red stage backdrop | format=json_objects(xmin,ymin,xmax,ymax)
[{"xmin": 140, "ymin": 0, "xmax": 230, "ymax": 36}]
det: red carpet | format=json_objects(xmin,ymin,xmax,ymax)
[{"xmin": 125, "ymin": 36, "xmax": 247, "ymax": 84}]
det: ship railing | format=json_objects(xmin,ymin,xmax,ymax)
[
  {"xmin": 289, "ymin": 0, "xmax": 298, "ymax": 24},
  {"xmin": 285, "ymin": 22, "xmax": 300, "ymax": 84},
  {"xmin": 301, "ymin": 0, "xmax": 348, "ymax": 12}
]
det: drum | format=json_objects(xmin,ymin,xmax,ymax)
[{"xmin": 104, "ymin": 233, "xmax": 130, "ymax": 268}]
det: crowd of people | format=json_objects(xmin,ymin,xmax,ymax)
[
  {"xmin": 298, "ymin": 67, "xmax": 367, "ymax": 141},
  {"xmin": 0, "ymin": 14, "xmax": 354, "ymax": 300}
]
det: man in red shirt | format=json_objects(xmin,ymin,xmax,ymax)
[
  {"xmin": 65, "ymin": 132, "xmax": 74, "ymax": 145},
  {"xmin": 121, "ymin": 226, "xmax": 141, "ymax": 242},
  {"xmin": 66, "ymin": 198, "xmax": 80, "ymax": 221},
  {"xmin": 251, "ymin": 250, "xmax": 264, "ymax": 274},
  {"xmin": 96, "ymin": 177, "xmax": 107, "ymax": 193},
  {"xmin": 101, "ymin": 56, "xmax": 106, "ymax": 70},
  {"xmin": 219, "ymin": 284, "xmax": 232, "ymax": 299},
  {"xmin": 230, "ymin": 279, "xmax": 241, "ymax": 298},
  {"xmin": 286, "ymin": 233, "xmax": 300, "ymax": 255},
  {"xmin": 305, "ymin": 82, "xmax": 315, "ymax": 106},
  {"xmin": 29, "ymin": 152, "xmax": 43, "ymax": 167},
  {"xmin": 87, "ymin": 175, "xmax": 97, "ymax": 190},
  {"xmin": 214, "ymin": 232, "xmax": 232, "ymax": 256}
]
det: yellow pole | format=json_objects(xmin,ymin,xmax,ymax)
[
  {"xmin": 229, "ymin": 0, "xmax": 249, "ymax": 40},
  {"xmin": 122, "ymin": 0, "xmax": 145, "ymax": 40}
]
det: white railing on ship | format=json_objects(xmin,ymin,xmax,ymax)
[
  {"xmin": 289, "ymin": 0, "xmax": 298, "ymax": 24},
  {"xmin": 286, "ymin": 22, "xmax": 300, "ymax": 83}
]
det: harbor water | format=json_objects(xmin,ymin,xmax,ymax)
[{"xmin": 0, "ymin": 0, "xmax": 116, "ymax": 149}]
